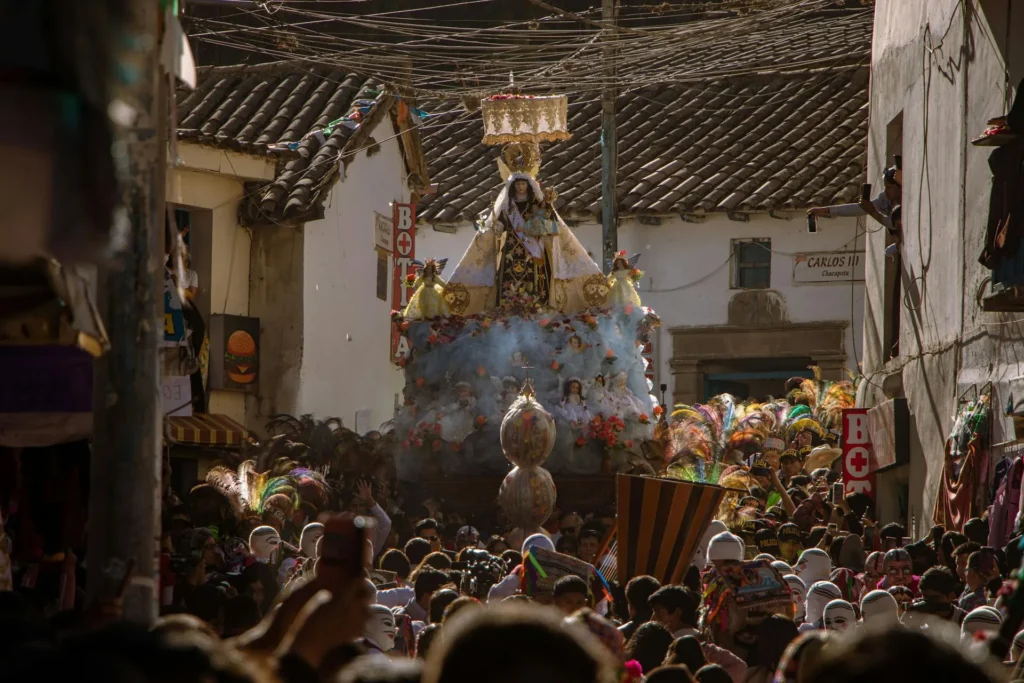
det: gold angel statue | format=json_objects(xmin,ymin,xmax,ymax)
[
  {"xmin": 402, "ymin": 258, "xmax": 450, "ymax": 320},
  {"xmin": 605, "ymin": 251, "xmax": 643, "ymax": 308}
]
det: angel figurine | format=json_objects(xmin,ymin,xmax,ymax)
[
  {"xmin": 402, "ymin": 258, "xmax": 450, "ymax": 320},
  {"xmin": 558, "ymin": 377, "xmax": 591, "ymax": 429},
  {"xmin": 605, "ymin": 251, "xmax": 643, "ymax": 308},
  {"xmin": 586, "ymin": 373, "xmax": 612, "ymax": 417}
]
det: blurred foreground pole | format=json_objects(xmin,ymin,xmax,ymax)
[{"xmin": 87, "ymin": 0, "xmax": 166, "ymax": 624}]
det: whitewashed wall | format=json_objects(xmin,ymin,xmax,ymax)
[
  {"xmin": 419, "ymin": 213, "xmax": 866, "ymax": 387},
  {"xmin": 298, "ymin": 118, "xmax": 409, "ymax": 432}
]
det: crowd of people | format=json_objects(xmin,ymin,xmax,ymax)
[{"xmin": 3, "ymin": 443, "xmax": 1024, "ymax": 683}]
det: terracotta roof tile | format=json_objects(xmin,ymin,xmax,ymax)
[
  {"xmin": 414, "ymin": 8, "xmax": 874, "ymax": 224},
  {"xmin": 176, "ymin": 62, "xmax": 386, "ymax": 224}
]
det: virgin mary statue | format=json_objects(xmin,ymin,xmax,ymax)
[{"xmin": 443, "ymin": 144, "xmax": 609, "ymax": 317}]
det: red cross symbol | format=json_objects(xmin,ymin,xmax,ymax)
[
  {"xmin": 847, "ymin": 447, "xmax": 869, "ymax": 476},
  {"xmin": 396, "ymin": 231, "xmax": 413, "ymax": 257}
]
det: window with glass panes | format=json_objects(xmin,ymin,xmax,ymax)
[{"xmin": 731, "ymin": 238, "xmax": 771, "ymax": 289}]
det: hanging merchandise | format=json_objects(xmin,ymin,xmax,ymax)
[{"xmin": 934, "ymin": 394, "xmax": 992, "ymax": 532}]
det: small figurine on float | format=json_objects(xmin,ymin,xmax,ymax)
[
  {"xmin": 438, "ymin": 381, "xmax": 477, "ymax": 443},
  {"xmin": 608, "ymin": 371, "xmax": 650, "ymax": 418},
  {"xmin": 605, "ymin": 251, "xmax": 643, "ymax": 308},
  {"xmin": 558, "ymin": 377, "xmax": 591, "ymax": 430},
  {"xmin": 586, "ymin": 373, "xmax": 611, "ymax": 417},
  {"xmin": 402, "ymin": 258, "xmax": 449, "ymax": 320},
  {"xmin": 491, "ymin": 375, "xmax": 522, "ymax": 418}
]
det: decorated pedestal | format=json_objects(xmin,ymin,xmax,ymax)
[{"xmin": 615, "ymin": 473, "xmax": 728, "ymax": 585}]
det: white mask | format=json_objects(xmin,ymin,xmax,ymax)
[
  {"xmin": 784, "ymin": 574, "xmax": 807, "ymax": 621},
  {"xmin": 823, "ymin": 599, "xmax": 856, "ymax": 632},
  {"xmin": 249, "ymin": 526, "xmax": 281, "ymax": 563},
  {"xmin": 805, "ymin": 581, "xmax": 842, "ymax": 624},
  {"xmin": 365, "ymin": 604, "xmax": 397, "ymax": 652},
  {"xmin": 300, "ymin": 523, "xmax": 324, "ymax": 558},
  {"xmin": 795, "ymin": 548, "xmax": 832, "ymax": 586}
]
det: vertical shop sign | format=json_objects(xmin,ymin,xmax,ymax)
[
  {"xmin": 842, "ymin": 408, "xmax": 876, "ymax": 498},
  {"xmin": 391, "ymin": 203, "xmax": 416, "ymax": 362}
]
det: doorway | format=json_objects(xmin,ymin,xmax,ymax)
[{"xmin": 704, "ymin": 368, "xmax": 815, "ymax": 402}]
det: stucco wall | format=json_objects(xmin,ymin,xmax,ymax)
[
  {"xmin": 297, "ymin": 119, "xmax": 409, "ymax": 431},
  {"xmin": 863, "ymin": 0, "xmax": 1024, "ymax": 532},
  {"xmin": 419, "ymin": 212, "xmax": 865, "ymax": 389},
  {"xmin": 248, "ymin": 225, "xmax": 304, "ymax": 432}
]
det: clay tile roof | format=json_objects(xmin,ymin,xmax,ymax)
[
  {"xmin": 418, "ymin": 9, "xmax": 872, "ymax": 223},
  {"xmin": 177, "ymin": 62, "xmax": 389, "ymax": 225}
]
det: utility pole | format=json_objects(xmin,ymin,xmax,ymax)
[
  {"xmin": 88, "ymin": 0, "xmax": 166, "ymax": 624},
  {"xmin": 601, "ymin": 0, "xmax": 619, "ymax": 272}
]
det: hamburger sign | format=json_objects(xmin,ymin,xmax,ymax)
[{"xmin": 209, "ymin": 315, "xmax": 260, "ymax": 391}]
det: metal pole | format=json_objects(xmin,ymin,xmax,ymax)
[
  {"xmin": 601, "ymin": 0, "xmax": 619, "ymax": 272},
  {"xmin": 87, "ymin": 0, "xmax": 166, "ymax": 624}
]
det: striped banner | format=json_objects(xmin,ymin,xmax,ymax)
[
  {"xmin": 615, "ymin": 474, "xmax": 727, "ymax": 585},
  {"xmin": 164, "ymin": 413, "xmax": 247, "ymax": 447}
]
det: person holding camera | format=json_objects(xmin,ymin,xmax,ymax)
[{"xmin": 807, "ymin": 166, "xmax": 902, "ymax": 230}]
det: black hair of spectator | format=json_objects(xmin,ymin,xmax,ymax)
[
  {"xmin": 625, "ymin": 575, "xmax": 661, "ymax": 621},
  {"xmin": 825, "ymin": 470, "xmax": 841, "ymax": 485},
  {"xmin": 416, "ymin": 518, "xmax": 440, "ymax": 535},
  {"xmin": 557, "ymin": 535, "xmax": 580, "ymax": 556},
  {"xmin": 918, "ymin": 566, "xmax": 959, "ymax": 598},
  {"xmin": 807, "ymin": 527, "xmax": 827, "ymax": 548},
  {"xmin": 501, "ymin": 594, "xmax": 533, "ymax": 604},
  {"xmin": 665, "ymin": 635, "xmax": 706, "ymax": 672},
  {"xmin": 0, "ymin": 591, "xmax": 55, "ymax": 658},
  {"xmin": 579, "ymin": 526, "xmax": 603, "ymax": 544},
  {"xmin": 502, "ymin": 549, "xmax": 523, "ymax": 569},
  {"xmin": 380, "ymin": 549, "xmax": 413, "ymax": 582},
  {"xmin": 441, "ymin": 596, "xmax": 482, "ymax": 625},
  {"xmin": 683, "ymin": 565, "xmax": 702, "ymax": 595},
  {"xmin": 222, "ymin": 595, "xmax": 261, "ymax": 637},
  {"xmin": 646, "ymin": 665, "xmax": 695, "ymax": 683},
  {"xmin": 414, "ymin": 568, "xmax": 450, "ymax": 603},
  {"xmin": 905, "ymin": 541, "xmax": 938, "ymax": 576},
  {"xmin": 809, "ymin": 627, "xmax": 1001, "ymax": 683},
  {"xmin": 845, "ymin": 493, "xmax": 874, "ymax": 519},
  {"xmin": 648, "ymin": 586, "xmax": 697, "ymax": 628},
  {"xmin": 422, "ymin": 605, "xmax": 609, "ymax": 683},
  {"xmin": 416, "ymin": 623, "xmax": 442, "ymax": 660},
  {"xmin": 751, "ymin": 615, "xmax": 799, "ymax": 671},
  {"xmin": 625, "ymin": 621, "xmax": 675, "ymax": 675},
  {"xmin": 429, "ymin": 588, "xmax": 460, "ymax": 624},
  {"xmin": 748, "ymin": 486, "xmax": 767, "ymax": 501},
  {"xmin": 240, "ymin": 561, "xmax": 279, "ymax": 612},
  {"xmin": 404, "ymin": 538, "xmax": 432, "ymax": 566},
  {"xmin": 879, "ymin": 523, "xmax": 905, "ymax": 541},
  {"xmin": 953, "ymin": 541, "xmax": 982, "ymax": 558},
  {"xmin": 695, "ymin": 664, "xmax": 733, "ymax": 683},
  {"xmin": 338, "ymin": 653, "xmax": 425, "ymax": 683},
  {"xmin": 963, "ymin": 518, "xmax": 989, "ymax": 546},
  {"xmin": 553, "ymin": 574, "xmax": 590, "ymax": 598}
]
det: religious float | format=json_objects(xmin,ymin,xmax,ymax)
[{"xmin": 392, "ymin": 93, "xmax": 662, "ymax": 514}]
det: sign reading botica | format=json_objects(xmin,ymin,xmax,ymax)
[{"xmin": 391, "ymin": 203, "xmax": 416, "ymax": 363}]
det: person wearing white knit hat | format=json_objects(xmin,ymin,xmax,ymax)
[
  {"xmin": 859, "ymin": 589, "xmax": 899, "ymax": 629},
  {"xmin": 960, "ymin": 605, "xmax": 1002, "ymax": 644},
  {"xmin": 707, "ymin": 531, "xmax": 745, "ymax": 569},
  {"xmin": 799, "ymin": 580, "xmax": 842, "ymax": 632},
  {"xmin": 783, "ymin": 574, "xmax": 807, "ymax": 622},
  {"xmin": 795, "ymin": 548, "xmax": 832, "ymax": 587},
  {"xmin": 822, "ymin": 599, "xmax": 856, "ymax": 632},
  {"xmin": 772, "ymin": 560, "xmax": 795, "ymax": 576},
  {"xmin": 693, "ymin": 520, "xmax": 728, "ymax": 569}
]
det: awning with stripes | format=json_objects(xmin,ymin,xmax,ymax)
[{"xmin": 165, "ymin": 413, "xmax": 247, "ymax": 448}]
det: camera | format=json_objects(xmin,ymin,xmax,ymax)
[{"xmin": 451, "ymin": 550, "xmax": 507, "ymax": 598}]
